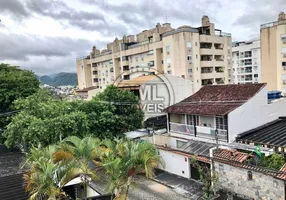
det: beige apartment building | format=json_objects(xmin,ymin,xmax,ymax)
[
  {"xmin": 76, "ymin": 16, "xmax": 232, "ymax": 93},
  {"xmin": 261, "ymin": 11, "xmax": 286, "ymax": 93}
]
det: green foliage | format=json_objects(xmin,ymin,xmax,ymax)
[
  {"xmin": 249, "ymin": 153, "xmax": 285, "ymax": 170},
  {"xmin": 24, "ymin": 137, "xmax": 162, "ymax": 200},
  {"xmin": 95, "ymin": 85, "xmax": 144, "ymax": 133},
  {"xmin": 0, "ymin": 63, "xmax": 39, "ymax": 140},
  {"xmin": 190, "ymin": 157, "xmax": 219, "ymax": 199},
  {"xmin": 4, "ymin": 86, "xmax": 144, "ymax": 149},
  {"xmin": 4, "ymin": 90, "xmax": 89, "ymax": 150}
]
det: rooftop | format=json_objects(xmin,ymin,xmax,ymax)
[
  {"xmin": 164, "ymin": 83, "xmax": 266, "ymax": 116},
  {"xmin": 236, "ymin": 117, "xmax": 286, "ymax": 147}
]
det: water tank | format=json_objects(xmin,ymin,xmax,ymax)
[{"xmin": 268, "ymin": 90, "xmax": 282, "ymax": 100}]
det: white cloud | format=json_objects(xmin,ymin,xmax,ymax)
[{"xmin": 0, "ymin": 0, "xmax": 285, "ymax": 74}]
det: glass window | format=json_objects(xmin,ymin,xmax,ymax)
[
  {"xmin": 254, "ymin": 74, "xmax": 258, "ymax": 78},
  {"xmin": 186, "ymin": 42, "xmax": 192, "ymax": 48},
  {"xmin": 166, "ymin": 45, "xmax": 170, "ymax": 51}
]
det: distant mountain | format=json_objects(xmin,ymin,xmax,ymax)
[
  {"xmin": 40, "ymin": 75, "xmax": 53, "ymax": 85},
  {"xmin": 39, "ymin": 72, "xmax": 77, "ymax": 86},
  {"xmin": 48, "ymin": 73, "xmax": 57, "ymax": 79}
]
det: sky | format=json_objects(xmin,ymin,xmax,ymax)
[{"xmin": 0, "ymin": 0, "xmax": 285, "ymax": 75}]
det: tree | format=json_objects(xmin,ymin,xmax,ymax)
[
  {"xmin": 0, "ymin": 64, "xmax": 39, "ymax": 140},
  {"xmin": 4, "ymin": 90, "xmax": 89, "ymax": 150},
  {"xmin": 53, "ymin": 136, "xmax": 100, "ymax": 198},
  {"xmin": 96, "ymin": 138, "xmax": 164, "ymax": 200},
  {"xmin": 95, "ymin": 85, "xmax": 144, "ymax": 134},
  {"xmin": 24, "ymin": 145, "xmax": 69, "ymax": 200}
]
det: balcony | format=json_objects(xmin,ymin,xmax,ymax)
[
  {"xmin": 169, "ymin": 122, "xmax": 194, "ymax": 136},
  {"xmin": 123, "ymin": 65, "xmax": 129, "ymax": 71},
  {"xmin": 201, "ymin": 55, "xmax": 212, "ymax": 61},
  {"xmin": 202, "ymin": 79, "xmax": 214, "ymax": 86},
  {"xmin": 169, "ymin": 122, "xmax": 227, "ymax": 141},
  {"xmin": 215, "ymin": 67, "xmax": 224, "ymax": 73},
  {"xmin": 200, "ymin": 42, "xmax": 212, "ymax": 49},
  {"xmin": 215, "ymin": 78, "xmax": 225, "ymax": 84},
  {"xmin": 201, "ymin": 67, "xmax": 213, "ymax": 73},
  {"xmin": 214, "ymin": 43, "xmax": 223, "ymax": 50},
  {"xmin": 196, "ymin": 126, "xmax": 227, "ymax": 141}
]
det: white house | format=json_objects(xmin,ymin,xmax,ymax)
[{"xmin": 142, "ymin": 83, "xmax": 286, "ymax": 180}]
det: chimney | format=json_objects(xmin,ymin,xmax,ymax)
[
  {"xmin": 278, "ymin": 11, "xmax": 286, "ymax": 21},
  {"xmin": 202, "ymin": 15, "xmax": 210, "ymax": 26},
  {"xmin": 92, "ymin": 46, "xmax": 96, "ymax": 53}
]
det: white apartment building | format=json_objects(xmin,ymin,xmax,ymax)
[{"xmin": 232, "ymin": 39, "xmax": 261, "ymax": 84}]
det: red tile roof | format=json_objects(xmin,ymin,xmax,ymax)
[
  {"xmin": 214, "ymin": 149, "xmax": 249, "ymax": 163},
  {"xmin": 214, "ymin": 148, "xmax": 286, "ymax": 181},
  {"xmin": 76, "ymin": 86, "xmax": 98, "ymax": 92},
  {"xmin": 164, "ymin": 83, "xmax": 266, "ymax": 116},
  {"xmin": 277, "ymin": 163, "xmax": 286, "ymax": 180}
]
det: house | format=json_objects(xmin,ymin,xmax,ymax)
[
  {"xmin": 164, "ymin": 83, "xmax": 286, "ymax": 143},
  {"xmin": 140, "ymin": 83, "xmax": 286, "ymax": 181},
  {"xmin": 211, "ymin": 148, "xmax": 286, "ymax": 200},
  {"xmin": 236, "ymin": 117, "xmax": 286, "ymax": 153}
]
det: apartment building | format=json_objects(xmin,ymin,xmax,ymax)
[
  {"xmin": 261, "ymin": 11, "xmax": 286, "ymax": 93},
  {"xmin": 76, "ymin": 15, "xmax": 232, "ymax": 93},
  {"xmin": 232, "ymin": 39, "xmax": 261, "ymax": 84}
]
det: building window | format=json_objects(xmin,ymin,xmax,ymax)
[
  {"xmin": 254, "ymin": 74, "xmax": 258, "ymax": 78},
  {"xmin": 161, "ymin": 60, "xmax": 164, "ymax": 64},
  {"xmin": 167, "ymin": 70, "xmax": 171, "ymax": 74},
  {"xmin": 233, "ymin": 68, "xmax": 235, "ymax": 72},
  {"xmin": 236, "ymin": 52, "xmax": 239, "ymax": 57},
  {"xmin": 282, "ymin": 62, "xmax": 286, "ymax": 67},
  {"xmin": 247, "ymin": 171, "xmax": 253, "ymax": 180},
  {"xmin": 187, "ymin": 55, "xmax": 192, "ymax": 61},
  {"xmin": 186, "ymin": 42, "xmax": 192, "ymax": 48},
  {"xmin": 166, "ymin": 45, "xmax": 170, "ymax": 53},
  {"xmin": 195, "ymin": 42, "xmax": 197, "ymax": 46}
]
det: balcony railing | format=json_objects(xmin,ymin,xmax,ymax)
[
  {"xmin": 169, "ymin": 122, "xmax": 194, "ymax": 136},
  {"xmin": 196, "ymin": 126, "xmax": 227, "ymax": 141},
  {"xmin": 169, "ymin": 123, "xmax": 227, "ymax": 141}
]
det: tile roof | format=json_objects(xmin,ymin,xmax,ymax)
[
  {"xmin": 118, "ymin": 75, "xmax": 157, "ymax": 88},
  {"xmin": 0, "ymin": 173, "xmax": 28, "ymax": 200},
  {"xmin": 164, "ymin": 83, "xmax": 266, "ymax": 116},
  {"xmin": 214, "ymin": 149, "xmax": 249, "ymax": 163},
  {"xmin": 76, "ymin": 86, "xmax": 98, "ymax": 92},
  {"xmin": 236, "ymin": 117, "xmax": 286, "ymax": 147},
  {"xmin": 213, "ymin": 148, "xmax": 286, "ymax": 181},
  {"xmin": 277, "ymin": 164, "xmax": 286, "ymax": 180}
]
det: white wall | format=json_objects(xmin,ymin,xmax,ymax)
[
  {"xmin": 158, "ymin": 149, "xmax": 190, "ymax": 179},
  {"xmin": 228, "ymin": 86, "xmax": 286, "ymax": 142}
]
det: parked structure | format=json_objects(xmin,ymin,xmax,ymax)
[
  {"xmin": 76, "ymin": 15, "xmax": 232, "ymax": 94},
  {"xmin": 232, "ymin": 39, "xmax": 261, "ymax": 84},
  {"xmin": 236, "ymin": 117, "xmax": 286, "ymax": 153},
  {"xmin": 261, "ymin": 11, "xmax": 286, "ymax": 93}
]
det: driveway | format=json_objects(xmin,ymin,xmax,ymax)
[{"xmin": 91, "ymin": 169, "xmax": 190, "ymax": 200}]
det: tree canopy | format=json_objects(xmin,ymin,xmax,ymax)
[
  {"xmin": 0, "ymin": 64, "xmax": 39, "ymax": 140},
  {"xmin": 4, "ymin": 86, "xmax": 144, "ymax": 149}
]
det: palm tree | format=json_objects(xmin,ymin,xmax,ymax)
[
  {"xmin": 53, "ymin": 136, "xmax": 101, "ymax": 198},
  {"xmin": 23, "ymin": 145, "xmax": 67, "ymax": 200},
  {"xmin": 97, "ymin": 139, "xmax": 164, "ymax": 200}
]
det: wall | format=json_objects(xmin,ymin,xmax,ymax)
[
  {"xmin": 214, "ymin": 162, "xmax": 285, "ymax": 200},
  {"xmin": 76, "ymin": 59, "xmax": 92, "ymax": 89},
  {"xmin": 158, "ymin": 149, "xmax": 190, "ymax": 179},
  {"xmin": 199, "ymin": 116, "xmax": 214, "ymax": 127},
  {"xmin": 228, "ymin": 86, "xmax": 286, "ymax": 142},
  {"xmin": 261, "ymin": 26, "xmax": 278, "ymax": 91}
]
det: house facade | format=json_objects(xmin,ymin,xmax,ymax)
[{"xmin": 164, "ymin": 83, "xmax": 286, "ymax": 144}]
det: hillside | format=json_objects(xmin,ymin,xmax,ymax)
[{"xmin": 40, "ymin": 72, "xmax": 77, "ymax": 86}]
